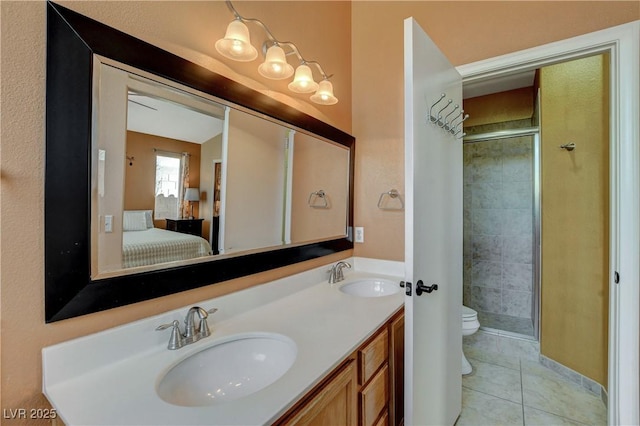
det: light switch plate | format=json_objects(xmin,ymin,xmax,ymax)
[{"xmin": 105, "ymin": 215, "xmax": 113, "ymax": 233}]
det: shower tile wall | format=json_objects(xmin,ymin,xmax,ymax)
[{"xmin": 463, "ymin": 136, "xmax": 534, "ymax": 327}]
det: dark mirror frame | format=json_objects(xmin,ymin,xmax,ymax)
[{"xmin": 45, "ymin": 1, "xmax": 354, "ymax": 323}]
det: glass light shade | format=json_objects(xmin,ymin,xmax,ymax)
[
  {"xmin": 215, "ymin": 20, "xmax": 258, "ymax": 62},
  {"xmin": 288, "ymin": 64, "xmax": 319, "ymax": 93},
  {"xmin": 310, "ymin": 80, "xmax": 338, "ymax": 105},
  {"xmin": 258, "ymin": 45, "xmax": 294, "ymax": 80}
]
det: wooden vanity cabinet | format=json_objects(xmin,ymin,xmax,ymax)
[
  {"xmin": 389, "ymin": 312, "xmax": 405, "ymax": 426},
  {"xmin": 358, "ymin": 328, "xmax": 389, "ymax": 426},
  {"xmin": 278, "ymin": 359, "xmax": 358, "ymax": 426},
  {"xmin": 277, "ymin": 308, "xmax": 404, "ymax": 426}
]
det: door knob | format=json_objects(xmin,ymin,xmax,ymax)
[{"xmin": 415, "ymin": 280, "xmax": 438, "ymax": 296}]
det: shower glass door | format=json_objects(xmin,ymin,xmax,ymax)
[{"xmin": 462, "ymin": 129, "xmax": 540, "ymax": 339}]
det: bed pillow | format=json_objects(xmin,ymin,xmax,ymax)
[
  {"xmin": 123, "ymin": 210, "xmax": 149, "ymax": 231},
  {"xmin": 143, "ymin": 210, "xmax": 153, "ymax": 228}
]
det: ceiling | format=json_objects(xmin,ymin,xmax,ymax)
[
  {"xmin": 127, "ymin": 93, "xmax": 224, "ymax": 144},
  {"xmin": 463, "ymin": 69, "xmax": 536, "ymax": 99}
]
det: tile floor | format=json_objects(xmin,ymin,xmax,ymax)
[{"xmin": 456, "ymin": 339, "xmax": 607, "ymax": 425}]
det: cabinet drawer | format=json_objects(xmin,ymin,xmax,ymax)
[
  {"xmin": 359, "ymin": 328, "xmax": 388, "ymax": 385},
  {"xmin": 360, "ymin": 363, "xmax": 389, "ymax": 426}
]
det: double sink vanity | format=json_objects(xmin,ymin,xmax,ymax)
[
  {"xmin": 42, "ymin": 5, "xmax": 404, "ymax": 424},
  {"xmin": 43, "ymin": 258, "xmax": 405, "ymax": 425}
]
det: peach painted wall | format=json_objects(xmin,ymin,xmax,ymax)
[
  {"xmin": 1, "ymin": 0, "xmax": 638, "ymax": 422},
  {"xmin": 125, "ymin": 131, "xmax": 202, "ymax": 228},
  {"xmin": 351, "ymin": 2, "xmax": 638, "ymax": 261},
  {"xmin": 224, "ymin": 109, "xmax": 288, "ymax": 252},
  {"xmin": 291, "ymin": 133, "xmax": 350, "ymax": 243}
]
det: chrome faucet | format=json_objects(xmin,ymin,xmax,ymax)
[
  {"xmin": 156, "ymin": 306, "xmax": 218, "ymax": 350},
  {"xmin": 184, "ymin": 306, "xmax": 208, "ymax": 344},
  {"xmin": 328, "ymin": 261, "xmax": 351, "ymax": 284}
]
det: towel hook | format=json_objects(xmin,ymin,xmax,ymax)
[
  {"xmin": 429, "ymin": 93, "xmax": 446, "ymax": 122},
  {"xmin": 449, "ymin": 110, "xmax": 464, "ymax": 130},
  {"xmin": 443, "ymin": 105, "xmax": 459, "ymax": 130},
  {"xmin": 436, "ymin": 99, "xmax": 453, "ymax": 125},
  {"xmin": 438, "ymin": 102, "xmax": 457, "ymax": 128},
  {"xmin": 452, "ymin": 113, "xmax": 469, "ymax": 135}
]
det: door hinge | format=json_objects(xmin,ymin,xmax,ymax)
[{"xmin": 614, "ymin": 271, "xmax": 620, "ymax": 284}]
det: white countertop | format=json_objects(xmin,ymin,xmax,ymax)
[{"xmin": 43, "ymin": 257, "xmax": 404, "ymax": 425}]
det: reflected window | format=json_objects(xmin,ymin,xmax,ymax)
[{"xmin": 154, "ymin": 152, "xmax": 182, "ymax": 220}]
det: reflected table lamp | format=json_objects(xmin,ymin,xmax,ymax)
[{"xmin": 184, "ymin": 188, "xmax": 200, "ymax": 219}]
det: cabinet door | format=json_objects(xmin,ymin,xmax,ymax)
[
  {"xmin": 389, "ymin": 311, "xmax": 404, "ymax": 426},
  {"xmin": 280, "ymin": 360, "xmax": 357, "ymax": 426}
]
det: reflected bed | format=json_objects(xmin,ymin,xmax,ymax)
[{"xmin": 122, "ymin": 228, "xmax": 212, "ymax": 268}]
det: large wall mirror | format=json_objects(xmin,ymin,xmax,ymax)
[{"xmin": 45, "ymin": 2, "xmax": 354, "ymax": 322}]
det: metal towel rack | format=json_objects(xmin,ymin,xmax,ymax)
[
  {"xmin": 377, "ymin": 189, "xmax": 404, "ymax": 211},
  {"xmin": 308, "ymin": 190, "xmax": 329, "ymax": 209},
  {"xmin": 427, "ymin": 93, "xmax": 469, "ymax": 139}
]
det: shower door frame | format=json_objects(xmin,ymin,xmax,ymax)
[
  {"xmin": 463, "ymin": 128, "xmax": 541, "ymax": 340},
  {"xmin": 457, "ymin": 21, "xmax": 639, "ymax": 426}
]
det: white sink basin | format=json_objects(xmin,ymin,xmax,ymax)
[
  {"xmin": 339, "ymin": 279, "xmax": 400, "ymax": 298},
  {"xmin": 156, "ymin": 333, "xmax": 297, "ymax": 407}
]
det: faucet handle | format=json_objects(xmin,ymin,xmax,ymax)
[
  {"xmin": 199, "ymin": 308, "xmax": 218, "ymax": 338},
  {"xmin": 156, "ymin": 320, "xmax": 184, "ymax": 350}
]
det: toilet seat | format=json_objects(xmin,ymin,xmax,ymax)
[
  {"xmin": 461, "ymin": 306, "xmax": 480, "ymax": 333},
  {"xmin": 462, "ymin": 306, "xmax": 478, "ymax": 321}
]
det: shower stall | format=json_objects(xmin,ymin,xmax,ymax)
[{"xmin": 462, "ymin": 126, "xmax": 540, "ymax": 339}]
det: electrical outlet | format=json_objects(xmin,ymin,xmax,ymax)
[{"xmin": 355, "ymin": 226, "xmax": 364, "ymax": 243}]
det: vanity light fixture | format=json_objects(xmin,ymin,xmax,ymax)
[
  {"xmin": 258, "ymin": 44, "xmax": 294, "ymax": 80},
  {"xmin": 215, "ymin": 19, "xmax": 258, "ymax": 62},
  {"xmin": 288, "ymin": 64, "xmax": 319, "ymax": 93},
  {"xmin": 215, "ymin": 0, "xmax": 338, "ymax": 105},
  {"xmin": 310, "ymin": 79, "xmax": 338, "ymax": 106}
]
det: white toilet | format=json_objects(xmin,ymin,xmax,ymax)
[{"xmin": 462, "ymin": 305, "xmax": 480, "ymax": 375}]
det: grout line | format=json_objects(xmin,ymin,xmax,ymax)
[
  {"xmin": 521, "ymin": 405, "xmax": 591, "ymax": 426},
  {"xmin": 461, "ymin": 385, "xmax": 523, "ymax": 407},
  {"xmin": 466, "ymin": 355, "xmax": 520, "ymax": 372},
  {"xmin": 519, "ymin": 357, "xmax": 526, "ymax": 426}
]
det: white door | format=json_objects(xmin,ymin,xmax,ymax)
[{"xmin": 404, "ymin": 17, "xmax": 463, "ymax": 425}]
